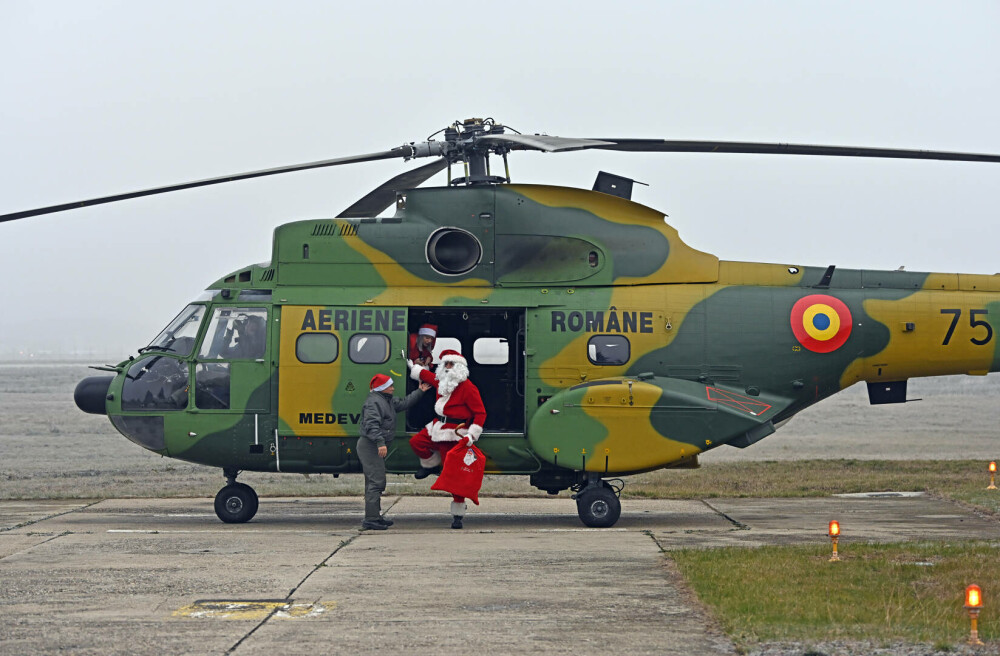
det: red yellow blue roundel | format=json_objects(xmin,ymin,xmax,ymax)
[{"xmin": 790, "ymin": 294, "xmax": 852, "ymax": 353}]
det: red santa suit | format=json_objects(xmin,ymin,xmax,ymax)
[{"xmin": 409, "ymin": 349, "xmax": 486, "ymax": 517}]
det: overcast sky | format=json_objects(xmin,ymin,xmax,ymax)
[{"xmin": 1, "ymin": 1, "xmax": 998, "ymax": 358}]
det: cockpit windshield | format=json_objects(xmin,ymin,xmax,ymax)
[{"xmin": 143, "ymin": 304, "xmax": 206, "ymax": 357}]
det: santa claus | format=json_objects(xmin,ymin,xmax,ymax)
[{"xmin": 408, "ymin": 349, "xmax": 486, "ymax": 529}]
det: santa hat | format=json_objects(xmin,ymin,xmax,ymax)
[
  {"xmin": 418, "ymin": 323, "xmax": 438, "ymax": 337},
  {"xmin": 370, "ymin": 373, "xmax": 393, "ymax": 392},
  {"xmin": 439, "ymin": 349, "xmax": 466, "ymax": 366}
]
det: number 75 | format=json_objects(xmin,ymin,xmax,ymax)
[{"xmin": 940, "ymin": 308, "xmax": 993, "ymax": 345}]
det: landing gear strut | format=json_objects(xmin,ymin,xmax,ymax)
[
  {"xmin": 572, "ymin": 476, "xmax": 623, "ymax": 528},
  {"xmin": 214, "ymin": 468, "xmax": 259, "ymax": 523}
]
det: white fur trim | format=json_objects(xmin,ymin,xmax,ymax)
[
  {"xmin": 433, "ymin": 395, "xmax": 449, "ymax": 417},
  {"xmin": 372, "ymin": 377, "xmax": 393, "ymax": 392},
  {"xmin": 467, "ymin": 424, "xmax": 483, "ymax": 441},
  {"xmin": 440, "ymin": 352, "xmax": 467, "ymax": 366},
  {"xmin": 418, "ymin": 327, "xmax": 436, "ymax": 336},
  {"xmin": 427, "ymin": 420, "xmax": 463, "ymax": 443},
  {"xmin": 410, "ymin": 364, "xmax": 425, "ymax": 382},
  {"xmin": 450, "ymin": 501, "xmax": 467, "ymax": 517},
  {"xmin": 419, "ymin": 452, "xmax": 441, "ymax": 468}
]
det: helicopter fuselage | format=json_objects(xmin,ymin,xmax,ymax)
[{"xmin": 76, "ymin": 183, "xmax": 1000, "ymax": 510}]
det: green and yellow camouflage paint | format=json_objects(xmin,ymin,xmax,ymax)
[{"xmin": 98, "ymin": 183, "xmax": 1000, "ymax": 492}]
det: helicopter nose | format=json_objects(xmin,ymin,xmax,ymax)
[{"xmin": 74, "ymin": 375, "xmax": 114, "ymax": 415}]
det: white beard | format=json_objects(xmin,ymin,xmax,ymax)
[{"xmin": 435, "ymin": 362, "xmax": 469, "ymax": 398}]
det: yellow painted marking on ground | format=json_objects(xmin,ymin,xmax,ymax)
[{"xmin": 172, "ymin": 599, "xmax": 335, "ymax": 620}]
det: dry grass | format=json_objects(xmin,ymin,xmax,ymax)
[
  {"xmin": 672, "ymin": 541, "xmax": 1000, "ymax": 646},
  {"xmin": 627, "ymin": 460, "xmax": 1000, "ymax": 516}
]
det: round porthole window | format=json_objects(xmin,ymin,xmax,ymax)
[{"xmin": 426, "ymin": 228, "xmax": 482, "ymax": 275}]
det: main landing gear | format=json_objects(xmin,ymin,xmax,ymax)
[
  {"xmin": 571, "ymin": 476, "xmax": 623, "ymax": 528},
  {"xmin": 214, "ymin": 468, "xmax": 259, "ymax": 523}
]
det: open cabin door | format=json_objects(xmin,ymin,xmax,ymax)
[{"xmin": 405, "ymin": 308, "xmax": 525, "ymax": 435}]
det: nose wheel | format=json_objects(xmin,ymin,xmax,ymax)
[
  {"xmin": 573, "ymin": 478, "xmax": 623, "ymax": 528},
  {"xmin": 214, "ymin": 469, "xmax": 259, "ymax": 523}
]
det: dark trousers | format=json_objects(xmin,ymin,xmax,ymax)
[{"xmin": 356, "ymin": 437, "xmax": 386, "ymax": 520}]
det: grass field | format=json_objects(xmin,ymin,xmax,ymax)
[{"xmin": 673, "ymin": 542, "xmax": 999, "ymax": 651}]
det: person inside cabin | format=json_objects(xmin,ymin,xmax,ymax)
[
  {"xmin": 406, "ymin": 323, "xmax": 440, "ymax": 428},
  {"xmin": 228, "ymin": 315, "xmax": 267, "ymax": 360},
  {"xmin": 408, "ymin": 323, "xmax": 438, "ymax": 369}
]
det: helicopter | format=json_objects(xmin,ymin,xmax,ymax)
[{"xmin": 4, "ymin": 117, "xmax": 1000, "ymax": 528}]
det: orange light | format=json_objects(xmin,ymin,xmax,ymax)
[
  {"xmin": 828, "ymin": 520, "xmax": 840, "ymax": 537},
  {"xmin": 990, "ymin": 461, "xmax": 997, "ymax": 473},
  {"xmin": 966, "ymin": 584, "xmax": 982, "ymax": 609}
]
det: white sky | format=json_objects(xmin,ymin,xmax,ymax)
[{"xmin": 1, "ymin": 1, "xmax": 998, "ymax": 357}]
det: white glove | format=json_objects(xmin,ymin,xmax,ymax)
[
  {"xmin": 467, "ymin": 424, "xmax": 483, "ymax": 444},
  {"xmin": 465, "ymin": 436, "xmax": 475, "ymax": 447}
]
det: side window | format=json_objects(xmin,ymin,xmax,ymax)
[
  {"xmin": 473, "ymin": 337, "xmax": 508, "ymax": 365},
  {"xmin": 349, "ymin": 334, "xmax": 390, "ymax": 364},
  {"xmin": 195, "ymin": 363, "xmax": 230, "ymax": 409},
  {"xmin": 587, "ymin": 335, "xmax": 630, "ymax": 365},
  {"xmin": 122, "ymin": 356, "xmax": 189, "ymax": 410},
  {"xmin": 297, "ymin": 333, "xmax": 339, "ymax": 364},
  {"xmin": 430, "ymin": 337, "xmax": 463, "ymax": 364},
  {"xmin": 198, "ymin": 307, "xmax": 268, "ymax": 360}
]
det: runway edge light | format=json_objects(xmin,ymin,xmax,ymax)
[
  {"xmin": 828, "ymin": 520, "xmax": 841, "ymax": 562},
  {"xmin": 988, "ymin": 461, "xmax": 997, "ymax": 490},
  {"xmin": 964, "ymin": 584, "xmax": 984, "ymax": 646}
]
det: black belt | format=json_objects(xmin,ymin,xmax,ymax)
[{"xmin": 437, "ymin": 415, "xmax": 467, "ymax": 424}]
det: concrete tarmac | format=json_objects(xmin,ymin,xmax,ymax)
[{"xmin": 1, "ymin": 494, "xmax": 997, "ymax": 656}]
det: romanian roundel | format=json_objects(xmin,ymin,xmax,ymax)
[{"xmin": 790, "ymin": 294, "xmax": 852, "ymax": 353}]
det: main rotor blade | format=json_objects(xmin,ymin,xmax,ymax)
[
  {"xmin": 587, "ymin": 139, "xmax": 1000, "ymax": 163},
  {"xmin": 476, "ymin": 134, "xmax": 614, "ymax": 153},
  {"xmin": 0, "ymin": 147, "xmax": 412, "ymax": 223},
  {"xmin": 337, "ymin": 157, "xmax": 449, "ymax": 218}
]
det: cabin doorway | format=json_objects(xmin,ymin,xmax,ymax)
[{"xmin": 406, "ymin": 308, "xmax": 525, "ymax": 434}]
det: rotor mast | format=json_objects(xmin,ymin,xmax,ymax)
[{"xmin": 441, "ymin": 118, "xmax": 510, "ymax": 186}]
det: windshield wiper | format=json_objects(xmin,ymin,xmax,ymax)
[{"xmin": 138, "ymin": 345, "xmax": 176, "ymax": 354}]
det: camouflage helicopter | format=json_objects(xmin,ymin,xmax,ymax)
[{"xmin": 5, "ymin": 117, "xmax": 1000, "ymax": 528}]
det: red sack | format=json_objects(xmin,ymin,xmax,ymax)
[{"xmin": 431, "ymin": 442, "xmax": 486, "ymax": 505}]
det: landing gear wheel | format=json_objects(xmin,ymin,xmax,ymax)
[
  {"xmin": 214, "ymin": 483, "xmax": 259, "ymax": 523},
  {"xmin": 575, "ymin": 485, "xmax": 621, "ymax": 528}
]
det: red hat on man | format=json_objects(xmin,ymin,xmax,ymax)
[
  {"xmin": 418, "ymin": 323, "xmax": 438, "ymax": 337},
  {"xmin": 370, "ymin": 373, "xmax": 393, "ymax": 392},
  {"xmin": 439, "ymin": 349, "xmax": 466, "ymax": 366}
]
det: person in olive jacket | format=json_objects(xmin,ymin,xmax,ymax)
[{"xmin": 358, "ymin": 373, "xmax": 430, "ymax": 530}]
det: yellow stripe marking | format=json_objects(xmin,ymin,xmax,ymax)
[{"xmin": 172, "ymin": 599, "xmax": 334, "ymax": 620}]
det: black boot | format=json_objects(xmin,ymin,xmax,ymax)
[
  {"xmin": 361, "ymin": 519, "xmax": 388, "ymax": 530},
  {"xmin": 376, "ymin": 517, "xmax": 394, "ymax": 527},
  {"xmin": 414, "ymin": 465, "xmax": 441, "ymax": 480},
  {"xmin": 451, "ymin": 515, "xmax": 463, "ymax": 529}
]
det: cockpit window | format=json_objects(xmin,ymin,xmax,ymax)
[
  {"xmin": 199, "ymin": 307, "xmax": 268, "ymax": 360},
  {"xmin": 122, "ymin": 355, "xmax": 189, "ymax": 410},
  {"xmin": 145, "ymin": 304, "xmax": 205, "ymax": 357}
]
